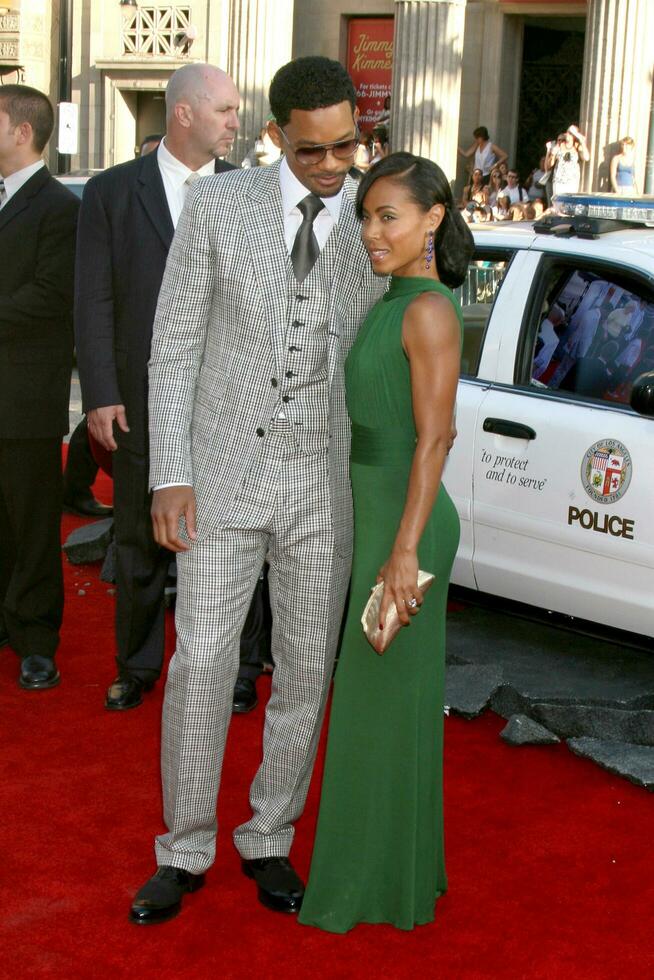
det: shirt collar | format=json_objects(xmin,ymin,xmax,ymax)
[
  {"xmin": 2, "ymin": 159, "xmax": 45, "ymax": 200},
  {"xmin": 157, "ymin": 138, "xmax": 215, "ymax": 186},
  {"xmin": 279, "ymin": 155, "xmax": 343, "ymax": 223}
]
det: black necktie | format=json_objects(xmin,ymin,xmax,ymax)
[{"xmin": 291, "ymin": 193, "xmax": 325, "ymax": 282}]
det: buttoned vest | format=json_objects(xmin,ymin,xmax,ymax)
[{"xmin": 272, "ymin": 226, "xmax": 340, "ymax": 454}]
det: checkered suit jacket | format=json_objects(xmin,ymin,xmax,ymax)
[{"xmin": 148, "ymin": 160, "xmax": 385, "ymax": 554}]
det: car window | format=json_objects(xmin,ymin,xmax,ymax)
[
  {"xmin": 453, "ymin": 251, "xmax": 513, "ymax": 377},
  {"xmin": 528, "ymin": 266, "xmax": 654, "ymax": 406}
]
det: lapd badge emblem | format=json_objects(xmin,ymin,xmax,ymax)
[{"xmin": 581, "ymin": 439, "xmax": 632, "ymax": 504}]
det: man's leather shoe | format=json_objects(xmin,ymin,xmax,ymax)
[
  {"xmin": 0, "ymin": 630, "xmax": 9, "ymax": 648},
  {"xmin": 105, "ymin": 675, "xmax": 154, "ymax": 711},
  {"xmin": 63, "ymin": 493, "xmax": 113, "ymax": 518},
  {"xmin": 232, "ymin": 677, "xmax": 258, "ymax": 714},
  {"xmin": 129, "ymin": 866, "xmax": 205, "ymax": 925},
  {"xmin": 19, "ymin": 655, "xmax": 60, "ymax": 690},
  {"xmin": 241, "ymin": 857, "xmax": 304, "ymax": 913}
]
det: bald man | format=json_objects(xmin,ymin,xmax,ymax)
[{"xmin": 75, "ymin": 65, "xmax": 256, "ymax": 710}]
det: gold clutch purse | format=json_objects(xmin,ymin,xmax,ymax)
[{"xmin": 361, "ymin": 570, "xmax": 436, "ymax": 655}]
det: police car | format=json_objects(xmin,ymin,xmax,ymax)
[
  {"xmin": 55, "ymin": 170, "xmax": 101, "ymax": 198},
  {"xmin": 445, "ymin": 194, "xmax": 654, "ymax": 644}
]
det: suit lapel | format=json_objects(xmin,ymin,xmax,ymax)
[
  {"xmin": 135, "ymin": 151, "xmax": 174, "ymax": 249},
  {"xmin": 237, "ymin": 161, "xmax": 289, "ymax": 379},
  {"xmin": 0, "ymin": 165, "xmax": 50, "ymax": 234},
  {"xmin": 331, "ymin": 176, "xmax": 366, "ymax": 313},
  {"xmin": 327, "ymin": 176, "xmax": 366, "ymax": 388}
]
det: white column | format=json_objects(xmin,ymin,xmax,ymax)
[
  {"xmin": 390, "ymin": 0, "xmax": 467, "ymax": 181},
  {"xmin": 579, "ymin": 0, "xmax": 654, "ymax": 191},
  {"xmin": 226, "ymin": 0, "xmax": 295, "ymax": 166}
]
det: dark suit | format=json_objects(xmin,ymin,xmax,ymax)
[
  {"xmin": 75, "ymin": 150, "xmax": 266, "ymax": 683},
  {"xmin": 0, "ymin": 166, "xmax": 79, "ymax": 660}
]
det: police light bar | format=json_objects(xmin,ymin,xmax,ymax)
[{"xmin": 553, "ymin": 192, "xmax": 654, "ymax": 226}]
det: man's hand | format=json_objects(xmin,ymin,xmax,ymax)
[
  {"xmin": 151, "ymin": 486, "xmax": 197, "ymax": 552},
  {"xmin": 87, "ymin": 405, "xmax": 129, "ymax": 451}
]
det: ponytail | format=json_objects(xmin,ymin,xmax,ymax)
[
  {"xmin": 434, "ymin": 206, "xmax": 474, "ymax": 290},
  {"xmin": 356, "ymin": 151, "xmax": 474, "ymax": 289}
]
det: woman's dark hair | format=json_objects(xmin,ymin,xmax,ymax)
[
  {"xmin": 269, "ymin": 57, "xmax": 356, "ymax": 129},
  {"xmin": 355, "ymin": 152, "xmax": 474, "ymax": 289},
  {"xmin": 473, "ymin": 126, "xmax": 489, "ymax": 141}
]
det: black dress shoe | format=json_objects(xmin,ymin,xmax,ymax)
[
  {"xmin": 63, "ymin": 493, "xmax": 113, "ymax": 518},
  {"xmin": 19, "ymin": 655, "xmax": 61, "ymax": 690},
  {"xmin": 105, "ymin": 675, "xmax": 155, "ymax": 711},
  {"xmin": 232, "ymin": 677, "xmax": 258, "ymax": 714},
  {"xmin": 241, "ymin": 857, "xmax": 304, "ymax": 913},
  {"xmin": 0, "ymin": 630, "xmax": 9, "ymax": 648},
  {"xmin": 129, "ymin": 866, "xmax": 205, "ymax": 925}
]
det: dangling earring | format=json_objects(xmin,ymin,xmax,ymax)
[{"xmin": 425, "ymin": 230, "xmax": 434, "ymax": 271}]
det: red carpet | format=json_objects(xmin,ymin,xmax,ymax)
[{"xmin": 2, "ymin": 466, "xmax": 653, "ymax": 979}]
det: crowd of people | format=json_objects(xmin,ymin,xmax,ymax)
[{"xmin": 457, "ymin": 122, "xmax": 639, "ymax": 224}]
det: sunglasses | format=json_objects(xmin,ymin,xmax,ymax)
[{"xmin": 278, "ymin": 127, "xmax": 359, "ymax": 166}]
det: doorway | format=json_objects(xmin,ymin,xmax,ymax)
[
  {"xmin": 515, "ymin": 17, "xmax": 586, "ymax": 183},
  {"xmin": 136, "ymin": 91, "xmax": 166, "ymax": 151}
]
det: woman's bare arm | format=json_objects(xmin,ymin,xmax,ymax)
[{"xmin": 377, "ymin": 291, "xmax": 461, "ymax": 629}]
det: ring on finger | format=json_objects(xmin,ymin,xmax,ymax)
[{"xmin": 407, "ymin": 597, "xmax": 418, "ymax": 609}]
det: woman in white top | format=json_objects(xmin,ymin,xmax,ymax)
[
  {"xmin": 546, "ymin": 126, "xmax": 589, "ymax": 197},
  {"xmin": 459, "ymin": 126, "xmax": 508, "ymax": 184}
]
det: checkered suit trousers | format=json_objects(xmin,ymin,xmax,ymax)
[{"xmin": 155, "ymin": 424, "xmax": 351, "ymax": 869}]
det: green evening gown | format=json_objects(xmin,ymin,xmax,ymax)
[{"xmin": 298, "ymin": 275, "xmax": 462, "ymax": 934}]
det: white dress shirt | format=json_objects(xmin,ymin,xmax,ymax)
[
  {"xmin": 156, "ymin": 138, "xmax": 216, "ymax": 229},
  {"xmin": 0, "ymin": 158, "xmax": 45, "ymax": 207}
]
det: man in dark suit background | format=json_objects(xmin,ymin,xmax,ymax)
[
  {"xmin": 0, "ymin": 85, "xmax": 79, "ymax": 690},
  {"xmin": 75, "ymin": 63, "xmax": 267, "ymax": 711}
]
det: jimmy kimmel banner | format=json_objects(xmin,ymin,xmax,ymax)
[{"xmin": 347, "ymin": 17, "xmax": 394, "ymax": 134}]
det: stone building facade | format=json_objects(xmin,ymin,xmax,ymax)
[{"xmin": 1, "ymin": 0, "xmax": 653, "ymax": 194}]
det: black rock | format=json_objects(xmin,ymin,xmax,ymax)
[
  {"xmin": 444, "ymin": 664, "xmax": 503, "ymax": 719},
  {"xmin": 100, "ymin": 539, "xmax": 116, "ymax": 583},
  {"xmin": 62, "ymin": 518, "xmax": 114, "ymax": 565},
  {"xmin": 491, "ymin": 686, "xmax": 534, "ymax": 720},
  {"xmin": 532, "ymin": 703, "xmax": 654, "ymax": 747},
  {"xmin": 567, "ymin": 738, "xmax": 654, "ymax": 791},
  {"xmin": 500, "ymin": 714, "xmax": 560, "ymax": 746}
]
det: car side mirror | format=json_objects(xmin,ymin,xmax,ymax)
[{"xmin": 630, "ymin": 370, "xmax": 654, "ymax": 417}]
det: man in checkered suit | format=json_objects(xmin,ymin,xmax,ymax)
[{"xmin": 130, "ymin": 57, "xmax": 386, "ymax": 925}]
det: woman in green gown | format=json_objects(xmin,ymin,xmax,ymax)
[{"xmin": 298, "ymin": 153, "xmax": 474, "ymax": 933}]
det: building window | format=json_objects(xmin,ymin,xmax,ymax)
[{"xmin": 122, "ymin": 7, "xmax": 191, "ymax": 56}]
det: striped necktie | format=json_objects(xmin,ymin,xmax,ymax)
[{"xmin": 0, "ymin": 177, "xmax": 7, "ymax": 208}]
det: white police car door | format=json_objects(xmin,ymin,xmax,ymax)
[
  {"xmin": 470, "ymin": 245, "xmax": 654, "ymax": 639},
  {"xmin": 445, "ymin": 244, "xmax": 529, "ymax": 589}
]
